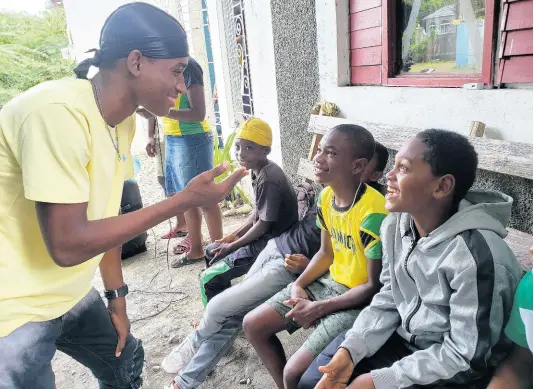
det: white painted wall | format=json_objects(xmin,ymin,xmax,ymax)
[
  {"xmin": 316, "ymin": 0, "xmax": 533, "ymax": 144},
  {"xmin": 242, "ymin": 0, "xmax": 283, "ymax": 166}
]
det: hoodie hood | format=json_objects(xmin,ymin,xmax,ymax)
[{"xmin": 400, "ymin": 189, "xmax": 513, "ymax": 250}]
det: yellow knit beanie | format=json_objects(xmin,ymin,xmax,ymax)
[{"xmin": 236, "ymin": 117, "xmax": 272, "ymax": 147}]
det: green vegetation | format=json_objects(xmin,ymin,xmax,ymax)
[
  {"xmin": 0, "ymin": 7, "xmax": 75, "ymax": 105},
  {"xmin": 213, "ymin": 131, "xmax": 250, "ymax": 205}
]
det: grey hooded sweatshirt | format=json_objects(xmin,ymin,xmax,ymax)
[{"xmin": 341, "ymin": 189, "xmax": 523, "ymax": 388}]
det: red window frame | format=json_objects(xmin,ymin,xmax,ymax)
[{"xmin": 351, "ymin": 0, "xmax": 498, "ymax": 87}]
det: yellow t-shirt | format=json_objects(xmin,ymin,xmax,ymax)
[
  {"xmin": 0, "ymin": 78, "xmax": 135, "ymax": 337},
  {"xmin": 316, "ymin": 184, "xmax": 388, "ymax": 288}
]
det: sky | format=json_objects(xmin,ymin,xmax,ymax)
[{"xmin": 0, "ymin": 0, "xmax": 47, "ymax": 14}]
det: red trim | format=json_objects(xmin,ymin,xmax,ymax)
[
  {"xmin": 506, "ymin": 1, "xmax": 533, "ymax": 30},
  {"xmin": 481, "ymin": 0, "xmax": 497, "ymax": 84},
  {"xmin": 351, "ymin": 47, "xmax": 382, "ymax": 66},
  {"xmin": 350, "ymin": 7, "xmax": 382, "ymax": 31},
  {"xmin": 351, "ymin": 66, "xmax": 382, "ymax": 84},
  {"xmin": 387, "ymin": 75, "xmax": 483, "ymax": 87},
  {"xmin": 503, "ymin": 30, "xmax": 533, "ymax": 56},
  {"xmin": 357, "ymin": 0, "xmax": 497, "ymax": 87},
  {"xmin": 350, "ymin": 0, "xmax": 381, "ymax": 13},
  {"xmin": 350, "ymin": 27, "xmax": 382, "ymax": 49}
]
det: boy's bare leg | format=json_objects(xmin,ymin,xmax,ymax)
[
  {"xmin": 201, "ymin": 203, "xmax": 223, "ymax": 242},
  {"xmin": 174, "ymin": 212, "xmax": 187, "ymax": 232},
  {"xmin": 243, "ymin": 304, "xmax": 288, "ymax": 389},
  {"xmin": 184, "ymin": 207, "xmax": 204, "ymax": 258},
  {"xmin": 283, "ymin": 347, "xmax": 316, "ymax": 389}
]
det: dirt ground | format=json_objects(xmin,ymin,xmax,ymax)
[{"xmin": 52, "ymin": 154, "xmax": 310, "ymax": 389}]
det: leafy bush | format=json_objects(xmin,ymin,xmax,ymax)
[
  {"xmin": 0, "ymin": 7, "xmax": 75, "ymax": 104},
  {"xmin": 408, "ymin": 38, "xmax": 429, "ymax": 63},
  {"xmin": 213, "ymin": 131, "xmax": 250, "ymax": 205}
]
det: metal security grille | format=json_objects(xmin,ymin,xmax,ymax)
[{"xmin": 220, "ymin": 0, "xmax": 254, "ymax": 125}]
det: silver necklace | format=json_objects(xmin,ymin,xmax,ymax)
[
  {"xmin": 90, "ymin": 80, "xmax": 122, "ymax": 162},
  {"xmin": 332, "ymin": 181, "xmax": 362, "ymax": 218}
]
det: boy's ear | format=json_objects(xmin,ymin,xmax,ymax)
[
  {"xmin": 352, "ymin": 158, "xmax": 368, "ymax": 175},
  {"xmin": 263, "ymin": 146, "xmax": 271, "ymax": 156},
  {"xmin": 433, "ymin": 174, "xmax": 455, "ymax": 200}
]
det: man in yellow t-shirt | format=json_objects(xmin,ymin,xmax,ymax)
[
  {"xmin": 0, "ymin": 4, "xmax": 245, "ymax": 389},
  {"xmin": 243, "ymin": 124, "xmax": 387, "ymax": 389}
]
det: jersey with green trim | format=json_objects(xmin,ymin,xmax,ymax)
[
  {"xmin": 505, "ymin": 270, "xmax": 533, "ymax": 352},
  {"xmin": 316, "ymin": 184, "xmax": 388, "ymax": 288}
]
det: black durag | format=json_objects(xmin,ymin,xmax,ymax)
[{"xmin": 74, "ymin": 2, "xmax": 189, "ymax": 79}]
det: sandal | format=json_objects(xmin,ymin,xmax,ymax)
[
  {"xmin": 173, "ymin": 236, "xmax": 192, "ymax": 255},
  {"xmin": 161, "ymin": 229, "xmax": 188, "ymax": 239},
  {"xmin": 171, "ymin": 252, "xmax": 206, "ymax": 268},
  {"xmin": 173, "ymin": 235, "xmax": 206, "ymax": 255}
]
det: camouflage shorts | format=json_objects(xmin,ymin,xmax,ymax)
[{"xmin": 266, "ymin": 273, "xmax": 361, "ymax": 357}]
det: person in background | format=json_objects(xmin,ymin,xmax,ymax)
[
  {"xmin": 144, "ymin": 57, "xmax": 223, "ymax": 267},
  {"xmin": 302, "ymin": 129, "xmax": 522, "ymax": 389},
  {"xmin": 243, "ymin": 124, "xmax": 388, "ymax": 389},
  {"xmin": 0, "ymin": 4, "xmax": 245, "ymax": 389},
  {"xmin": 488, "ymin": 264, "xmax": 532, "ymax": 389},
  {"xmin": 362, "ymin": 142, "xmax": 388, "ymax": 195}
]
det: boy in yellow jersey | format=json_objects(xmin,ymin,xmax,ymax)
[
  {"xmin": 0, "ymin": 4, "xmax": 245, "ymax": 389},
  {"xmin": 243, "ymin": 124, "xmax": 387, "ymax": 389}
]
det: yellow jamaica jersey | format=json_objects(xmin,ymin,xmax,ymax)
[
  {"xmin": 316, "ymin": 184, "xmax": 388, "ymax": 288},
  {"xmin": 162, "ymin": 93, "xmax": 211, "ymax": 136}
]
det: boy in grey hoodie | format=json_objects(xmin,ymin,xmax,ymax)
[{"xmin": 299, "ymin": 129, "xmax": 523, "ymax": 389}]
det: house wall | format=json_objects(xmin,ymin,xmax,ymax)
[
  {"xmin": 269, "ymin": 0, "xmax": 320, "ymax": 182},
  {"xmin": 317, "ymin": 0, "xmax": 533, "ymax": 144}
]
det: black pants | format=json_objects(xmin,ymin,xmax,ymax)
[
  {"xmin": 298, "ymin": 331, "xmax": 490, "ymax": 389},
  {"xmin": 200, "ymin": 238, "xmax": 269, "ymax": 305}
]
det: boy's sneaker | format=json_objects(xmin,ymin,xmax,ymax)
[{"xmin": 161, "ymin": 336, "xmax": 197, "ymax": 374}]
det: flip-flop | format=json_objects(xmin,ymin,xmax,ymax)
[
  {"xmin": 171, "ymin": 252, "xmax": 206, "ymax": 268},
  {"xmin": 161, "ymin": 229, "xmax": 188, "ymax": 239},
  {"xmin": 173, "ymin": 236, "xmax": 192, "ymax": 255}
]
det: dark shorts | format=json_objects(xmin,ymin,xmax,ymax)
[
  {"xmin": 164, "ymin": 132, "xmax": 214, "ymax": 196},
  {"xmin": 298, "ymin": 331, "xmax": 491, "ymax": 389}
]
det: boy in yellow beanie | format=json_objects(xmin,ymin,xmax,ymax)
[{"xmin": 198, "ymin": 117, "xmax": 298, "ymax": 305}]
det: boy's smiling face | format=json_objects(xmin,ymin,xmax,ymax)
[
  {"xmin": 313, "ymin": 129, "xmax": 367, "ymax": 186},
  {"xmin": 385, "ymin": 137, "xmax": 440, "ymax": 213},
  {"xmin": 234, "ymin": 138, "xmax": 269, "ymax": 171}
]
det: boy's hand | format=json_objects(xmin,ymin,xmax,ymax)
[
  {"xmin": 107, "ymin": 297, "xmax": 130, "ymax": 358},
  {"xmin": 180, "ymin": 163, "xmax": 248, "ymax": 209},
  {"xmin": 347, "ymin": 373, "xmax": 374, "ymax": 389},
  {"xmin": 284, "ymin": 254, "xmax": 310, "ymax": 274},
  {"xmin": 210, "ymin": 243, "xmax": 235, "ymax": 264},
  {"xmin": 216, "ymin": 234, "xmax": 238, "ymax": 244},
  {"xmin": 146, "ymin": 137, "xmax": 156, "ymax": 157},
  {"xmin": 284, "ymin": 298, "xmax": 323, "ymax": 329},
  {"xmin": 315, "ymin": 348, "xmax": 354, "ymax": 389},
  {"xmin": 291, "ymin": 284, "xmax": 309, "ymax": 300}
]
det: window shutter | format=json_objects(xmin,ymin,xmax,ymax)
[
  {"xmin": 350, "ymin": 0, "xmax": 383, "ymax": 84},
  {"xmin": 497, "ymin": 0, "xmax": 533, "ymax": 85}
]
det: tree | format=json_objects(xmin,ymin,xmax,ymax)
[{"xmin": 0, "ymin": 7, "xmax": 74, "ymax": 104}]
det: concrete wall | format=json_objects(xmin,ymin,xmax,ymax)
[
  {"xmin": 243, "ymin": 0, "xmax": 283, "ymax": 166},
  {"xmin": 269, "ymin": 0, "xmax": 320, "ymax": 182},
  {"xmin": 316, "ymin": 0, "xmax": 533, "ymax": 144}
]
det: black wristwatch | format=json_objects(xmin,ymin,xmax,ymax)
[{"xmin": 104, "ymin": 284, "xmax": 129, "ymax": 300}]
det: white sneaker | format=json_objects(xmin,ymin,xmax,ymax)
[{"xmin": 161, "ymin": 335, "xmax": 197, "ymax": 374}]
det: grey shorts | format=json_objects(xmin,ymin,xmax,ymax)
[{"xmin": 266, "ymin": 273, "xmax": 361, "ymax": 357}]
